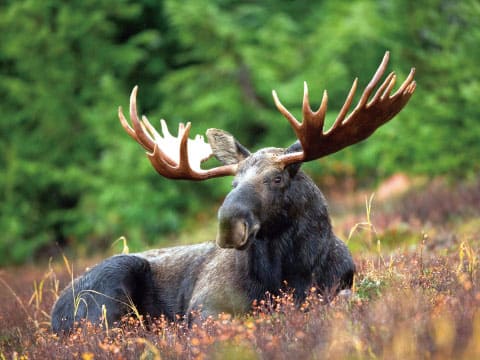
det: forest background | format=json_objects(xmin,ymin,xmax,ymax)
[{"xmin": 0, "ymin": 0, "xmax": 478, "ymax": 265}]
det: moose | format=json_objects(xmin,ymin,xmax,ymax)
[{"xmin": 51, "ymin": 52, "xmax": 416, "ymax": 333}]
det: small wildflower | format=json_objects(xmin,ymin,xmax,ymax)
[{"xmin": 81, "ymin": 352, "xmax": 94, "ymax": 360}]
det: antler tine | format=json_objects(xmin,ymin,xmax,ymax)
[
  {"xmin": 141, "ymin": 115, "xmax": 160, "ymax": 142},
  {"xmin": 178, "ymin": 121, "xmax": 192, "ymax": 169},
  {"xmin": 393, "ymin": 67, "xmax": 416, "ymax": 97},
  {"xmin": 118, "ymin": 106, "xmax": 140, "ymax": 143},
  {"xmin": 272, "ymin": 90, "xmax": 301, "ymax": 132},
  {"xmin": 129, "ymin": 86, "xmax": 156, "ymax": 152},
  {"xmin": 381, "ymin": 73, "xmax": 397, "ymax": 100},
  {"xmin": 329, "ymin": 78, "xmax": 358, "ymax": 133},
  {"xmin": 369, "ymin": 72, "xmax": 396, "ymax": 105},
  {"xmin": 118, "ymin": 106, "xmax": 154, "ymax": 154},
  {"xmin": 141, "ymin": 116, "xmax": 176, "ymax": 166},
  {"xmin": 303, "ymin": 82, "xmax": 328, "ymax": 130},
  {"xmin": 356, "ymin": 51, "xmax": 390, "ymax": 109}
]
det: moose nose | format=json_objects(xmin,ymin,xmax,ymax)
[
  {"xmin": 216, "ymin": 218, "xmax": 249, "ymax": 249},
  {"xmin": 216, "ymin": 182, "xmax": 261, "ymax": 249},
  {"xmin": 216, "ymin": 203, "xmax": 261, "ymax": 250}
]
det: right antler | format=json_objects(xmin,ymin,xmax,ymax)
[
  {"xmin": 272, "ymin": 51, "xmax": 416, "ymax": 166},
  {"xmin": 118, "ymin": 86, "xmax": 237, "ymax": 180}
]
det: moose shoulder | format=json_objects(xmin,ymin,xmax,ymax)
[{"xmin": 51, "ymin": 51, "xmax": 416, "ymax": 333}]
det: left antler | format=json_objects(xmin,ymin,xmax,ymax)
[
  {"xmin": 272, "ymin": 51, "xmax": 416, "ymax": 165},
  {"xmin": 118, "ymin": 86, "xmax": 237, "ymax": 180}
]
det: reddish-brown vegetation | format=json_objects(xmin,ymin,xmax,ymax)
[{"xmin": 1, "ymin": 178, "xmax": 479, "ymax": 359}]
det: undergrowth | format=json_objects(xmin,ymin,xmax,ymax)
[{"xmin": 0, "ymin": 178, "xmax": 479, "ymax": 359}]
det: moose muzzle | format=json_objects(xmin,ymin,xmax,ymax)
[{"xmin": 216, "ymin": 185, "xmax": 261, "ymax": 250}]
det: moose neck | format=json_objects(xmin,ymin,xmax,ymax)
[{"xmin": 237, "ymin": 171, "xmax": 334, "ymax": 301}]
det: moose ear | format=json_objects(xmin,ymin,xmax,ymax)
[
  {"xmin": 285, "ymin": 141, "xmax": 303, "ymax": 177},
  {"xmin": 206, "ymin": 129, "xmax": 251, "ymax": 165}
]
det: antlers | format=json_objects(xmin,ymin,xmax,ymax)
[
  {"xmin": 272, "ymin": 51, "xmax": 416, "ymax": 165},
  {"xmin": 119, "ymin": 51, "xmax": 416, "ymax": 180},
  {"xmin": 118, "ymin": 86, "xmax": 237, "ymax": 180}
]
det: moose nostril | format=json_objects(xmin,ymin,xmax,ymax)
[
  {"xmin": 216, "ymin": 219, "xmax": 249, "ymax": 249},
  {"xmin": 234, "ymin": 220, "xmax": 248, "ymax": 244}
]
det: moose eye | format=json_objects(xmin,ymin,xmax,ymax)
[{"xmin": 273, "ymin": 175, "xmax": 282, "ymax": 184}]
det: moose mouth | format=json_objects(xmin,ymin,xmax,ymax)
[{"xmin": 216, "ymin": 219, "xmax": 260, "ymax": 250}]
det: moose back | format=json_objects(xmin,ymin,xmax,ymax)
[{"xmin": 51, "ymin": 52, "xmax": 415, "ymax": 333}]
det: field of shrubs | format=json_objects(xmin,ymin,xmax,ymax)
[{"xmin": 1, "ymin": 176, "xmax": 479, "ymax": 359}]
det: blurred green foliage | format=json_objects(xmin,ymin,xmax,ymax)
[{"xmin": 0, "ymin": 0, "xmax": 479, "ymax": 265}]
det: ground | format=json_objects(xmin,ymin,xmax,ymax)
[{"xmin": 1, "ymin": 176, "xmax": 479, "ymax": 359}]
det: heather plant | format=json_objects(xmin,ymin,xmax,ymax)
[
  {"xmin": 1, "ymin": 180, "xmax": 479, "ymax": 359},
  {"xmin": 1, "ymin": 244, "xmax": 479, "ymax": 359}
]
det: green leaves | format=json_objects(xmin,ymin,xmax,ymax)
[
  {"xmin": 0, "ymin": 0, "xmax": 479, "ymax": 265},
  {"xmin": 0, "ymin": 0, "xmax": 162, "ymax": 264}
]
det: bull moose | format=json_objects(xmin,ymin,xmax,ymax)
[{"xmin": 51, "ymin": 52, "xmax": 416, "ymax": 333}]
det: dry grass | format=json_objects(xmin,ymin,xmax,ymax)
[{"xmin": 1, "ymin": 177, "xmax": 479, "ymax": 359}]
